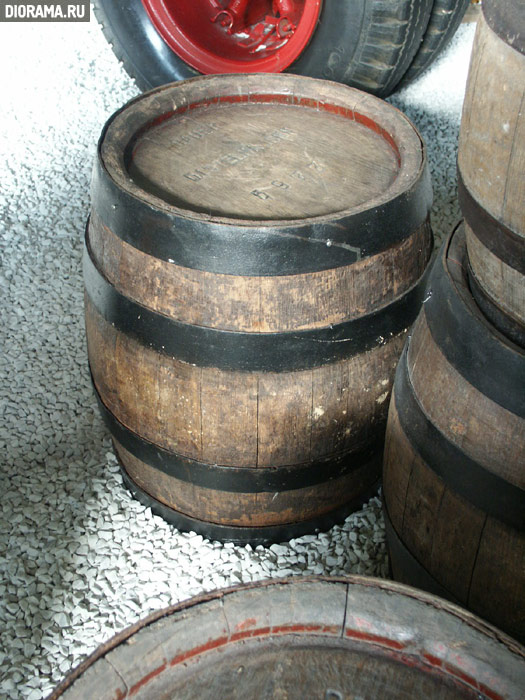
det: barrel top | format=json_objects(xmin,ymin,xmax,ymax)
[
  {"xmin": 98, "ymin": 73, "xmax": 426, "ymax": 226},
  {"xmin": 49, "ymin": 576, "xmax": 525, "ymax": 700}
]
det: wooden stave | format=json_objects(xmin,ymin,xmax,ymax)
[
  {"xmin": 457, "ymin": 8, "xmax": 525, "ymax": 338},
  {"xmin": 87, "ymin": 210, "xmax": 433, "ymax": 334},
  {"xmin": 48, "ymin": 577, "xmax": 525, "ymax": 700},
  {"xmin": 119, "ymin": 458, "xmax": 382, "ymax": 546},
  {"xmin": 383, "ymin": 396, "xmax": 525, "ymax": 643},
  {"xmin": 382, "ymin": 224, "xmax": 525, "ymax": 642},
  {"xmin": 458, "ymin": 177, "xmax": 525, "ymax": 337},
  {"xmin": 87, "ymin": 287, "xmax": 404, "ymax": 541},
  {"xmin": 85, "ymin": 228, "xmax": 430, "ymax": 539},
  {"xmin": 468, "ymin": 257, "xmax": 525, "ymax": 349},
  {"xmin": 84, "ymin": 238, "xmax": 432, "ymax": 374}
]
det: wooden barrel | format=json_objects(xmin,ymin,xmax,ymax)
[
  {"xmin": 383, "ymin": 222, "xmax": 525, "ymax": 642},
  {"xmin": 86, "ymin": 73, "xmax": 433, "ymax": 544},
  {"xmin": 49, "ymin": 576, "xmax": 525, "ymax": 699},
  {"xmin": 458, "ymin": 0, "xmax": 525, "ymax": 346}
]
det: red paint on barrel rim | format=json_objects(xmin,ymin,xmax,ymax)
[
  {"xmin": 123, "ymin": 625, "xmax": 507, "ymax": 700},
  {"xmin": 128, "ymin": 662, "xmax": 167, "ymax": 696},
  {"xmin": 127, "ymin": 93, "xmax": 402, "ymax": 170}
]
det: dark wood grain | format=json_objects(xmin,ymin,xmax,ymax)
[
  {"xmin": 115, "ymin": 440, "xmax": 378, "ymax": 528},
  {"xmin": 458, "ymin": 11, "xmax": 525, "ymax": 333},
  {"xmin": 383, "ymin": 226, "xmax": 525, "ymax": 642},
  {"xmin": 87, "ymin": 297, "xmax": 405, "ymax": 469},
  {"xmin": 88, "ymin": 212, "xmax": 431, "ymax": 333}
]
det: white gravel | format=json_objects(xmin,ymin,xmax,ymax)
[{"xmin": 0, "ymin": 13, "xmax": 476, "ymax": 700}]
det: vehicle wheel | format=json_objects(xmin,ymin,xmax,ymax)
[
  {"xmin": 399, "ymin": 0, "xmax": 471, "ymax": 87},
  {"xmin": 93, "ymin": 0, "xmax": 434, "ymax": 96}
]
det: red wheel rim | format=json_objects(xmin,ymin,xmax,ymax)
[{"xmin": 141, "ymin": 0, "xmax": 322, "ymax": 74}]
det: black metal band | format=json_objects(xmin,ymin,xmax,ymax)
[
  {"xmin": 120, "ymin": 465, "xmax": 381, "ymax": 546},
  {"xmin": 483, "ymin": 0, "xmax": 525, "ymax": 55},
  {"xmin": 424, "ymin": 224, "xmax": 525, "ymax": 417},
  {"xmin": 394, "ymin": 347, "xmax": 525, "ymax": 531},
  {"xmin": 458, "ymin": 170, "xmax": 525, "ymax": 274},
  {"xmin": 468, "ymin": 265, "xmax": 525, "ymax": 349},
  {"xmin": 84, "ymin": 232, "xmax": 430, "ymax": 373},
  {"xmin": 382, "ymin": 501, "xmax": 461, "ymax": 605},
  {"xmin": 92, "ymin": 156, "xmax": 432, "ymax": 276},
  {"xmin": 92, "ymin": 376, "xmax": 383, "ymax": 494}
]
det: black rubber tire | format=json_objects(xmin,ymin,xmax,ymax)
[
  {"xmin": 399, "ymin": 0, "xmax": 471, "ymax": 87},
  {"xmin": 93, "ymin": 0, "xmax": 434, "ymax": 97}
]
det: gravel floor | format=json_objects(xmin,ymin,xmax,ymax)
[{"xmin": 0, "ymin": 14, "xmax": 476, "ymax": 700}]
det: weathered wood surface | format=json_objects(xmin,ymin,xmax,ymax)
[
  {"xmin": 98, "ymin": 73, "xmax": 429, "ymax": 228},
  {"xmin": 49, "ymin": 577, "xmax": 525, "ymax": 700},
  {"xmin": 459, "ymin": 5, "xmax": 525, "ymax": 235},
  {"xmin": 466, "ymin": 223, "xmax": 525, "ymax": 340},
  {"xmin": 115, "ymin": 439, "xmax": 378, "ymax": 528},
  {"xmin": 87, "ymin": 296, "xmax": 406, "ymax": 469},
  {"xmin": 86, "ymin": 73, "xmax": 433, "ymax": 541},
  {"xmin": 383, "ymin": 225, "xmax": 525, "ymax": 642},
  {"xmin": 127, "ymin": 100, "xmax": 399, "ymax": 220},
  {"xmin": 458, "ymin": 4, "xmax": 525, "ymax": 334},
  {"xmin": 88, "ymin": 211, "xmax": 431, "ymax": 333}
]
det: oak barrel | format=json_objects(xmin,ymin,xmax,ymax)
[
  {"xmin": 86, "ymin": 73, "xmax": 433, "ymax": 544},
  {"xmin": 458, "ymin": 0, "xmax": 525, "ymax": 345},
  {"xmin": 383, "ymin": 222, "xmax": 525, "ymax": 642},
  {"xmin": 49, "ymin": 577, "xmax": 525, "ymax": 699}
]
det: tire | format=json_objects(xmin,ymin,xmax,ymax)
[
  {"xmin": 399, "ymin": 0, "xmax": 471, "ymax": 87},
  {"xmin": 93, "ymin": 0, "xmax": 434, "ymax": 97}
]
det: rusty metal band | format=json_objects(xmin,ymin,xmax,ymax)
[
  {"xmin": 84, "ymin": 232, "xmax": 430, "ymax": 372},
  {"xmin": 483, "ymin": 0, "xmax": 525, "ymax": 55},
  {"xmin": 457, "ymin": 170, "xmax": 525, "ymax": 274},
  {"xmin": 382, "ymin": 501, "xmax": 461, "ymax": 606},
  {"xmin": 120, "ymin": 465, "xmax": 381, "ymax": 546},
  {"xmin": 424, "ymin": 224, "xmax": 525, "ymax": 417},
  {"xmin": 91, "ymin": 155, "xmax": 432, "ymax": 275},
  {"xmin": 468, "ymin": 264, "xmax": 525, "ymax": 349},
  {"xmin": 394, "ymin": 346, "xmax": 525, "ymax": 531},
  {"xmin": 92, "ymin": 374, "xmax": 383, "ymax": 494}
]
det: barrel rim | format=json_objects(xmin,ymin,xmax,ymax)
[
  {"xmin": 91, "ymin": 158, "xmax": 432, "ymax": 275},
  {"xmin": 423, "ymin": 222, "xmax": 525, "ymax": 418},
  {"xmin": 97, "ymin": 72, "xmax": 428, "ymax": 229},
  {"xmin": 47, "ymin": 575, "xmax": 525, "ymax": 700}
]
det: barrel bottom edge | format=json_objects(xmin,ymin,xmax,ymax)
[{"xmin": 121, "ymin": 466, "xmax": 381, "ymax": 546}]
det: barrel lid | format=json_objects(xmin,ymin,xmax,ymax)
[
  {"xmin": 98, "ymin": 73, "xmax": 428, "ymax": 225},
  {"xmin": 94, "ymin": 75, "xmax": 432, "ymax": 275}
]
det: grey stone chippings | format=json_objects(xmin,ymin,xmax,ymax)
[{"xmin": 0, "ymin": 15, "xmax": 475, "ymax": 700}]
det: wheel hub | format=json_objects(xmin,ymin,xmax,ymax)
[{"xmin": 141, "ymin": 0, "xmax": 322, "ymax": 73}]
